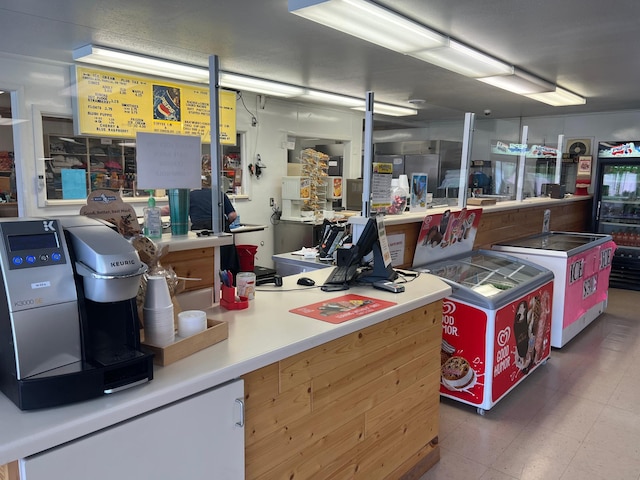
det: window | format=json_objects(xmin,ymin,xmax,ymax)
[{"xmin": 42, "ymin": 117, "xmax": 245, "ymax": 201}]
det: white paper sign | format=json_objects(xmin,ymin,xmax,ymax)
[
  {"xmin": 135, "ymin": 132, "xmax": 202, "ymax": 189},
  {"xmin": 386, "ymin": 233, "xmax": 405, "ymax": 266}
]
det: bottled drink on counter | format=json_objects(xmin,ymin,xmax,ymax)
[{"xmin": 143, "ymin": 194, "xmax": 163, "ymax": 239}]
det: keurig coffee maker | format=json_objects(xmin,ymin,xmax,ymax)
[{"xmin": 0, "ymin": 216, "xmax": 154, "ymax": 410}]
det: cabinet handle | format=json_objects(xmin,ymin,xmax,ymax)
[{"xmin": 235, "ymin": 398, "xmax": 245, "ymax": 427}]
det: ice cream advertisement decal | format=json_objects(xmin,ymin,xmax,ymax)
[
  {"xmin": 412, "ymin": 208, "xmax": 482, "ymax": 267},
  {"xmin": 492, "ymin": 282, "xmax": 553, "ymax": 402},
  {"xmin": 439, "ymin": 299, "xmax": 487, "ymax": 404}
]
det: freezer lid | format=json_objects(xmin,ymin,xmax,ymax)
[
  {"xmin": 493, "ymin": 231, "xmax": 612, "ymax": 254},
  {"xmin": 416, "ymin": 250, "xmax": 553, "ymax": 309}
]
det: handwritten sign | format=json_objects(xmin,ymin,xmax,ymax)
[{"xmin": 135, "ymin": 132, "xmax": 202, "ymax": 189}]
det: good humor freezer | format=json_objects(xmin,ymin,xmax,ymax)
[{"xmin": 412, "ymin": 209, "xmax": 554, "ymax": 414}]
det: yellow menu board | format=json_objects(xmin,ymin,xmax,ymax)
[{"xmin": 73, "ymin": 66, "xmax": 236, "ymax": 145}]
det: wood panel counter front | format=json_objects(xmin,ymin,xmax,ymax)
[
  {"xmin": 153, "ymin": 231, "xmax": 234, "ymax": 297},
  {"xmin": 381, "ymin": 195, "xmax": 593, "ymax": 269},
  {"xmin": 0, "ymin": 269, "xmax": 451, "ymax": 479}
]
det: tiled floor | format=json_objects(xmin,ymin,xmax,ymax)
[{"xmin": 420, "ymin": 288, "xmax": 640, "ymax": 480}]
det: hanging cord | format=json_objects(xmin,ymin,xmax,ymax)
[{"xmin": 237, "ymin": 91, "xmax": 258, "ymax": 127}]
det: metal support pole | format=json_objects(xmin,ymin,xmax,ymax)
[
  {"xmin": 209, "ymin": 55, "xmax": 223, "ymax": 234},
  {"xmin": 362, "ymin": 91, "xmax": 374, "ymax": 218}
]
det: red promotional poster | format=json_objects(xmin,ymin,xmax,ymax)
[
  {"xmin": 289, "ymin": 294, "xmax": 397, "ymax": 324},
  {"xmin": 439, "ymin": 299, "xmax": 488, "ymax": 406},
  {"xmin": 492, "ymin": 281, "xmax": 553, "ymax": 402},
  {"xmin": 412, "ymin": 208, "xmax": 483, "ymax": 268}
]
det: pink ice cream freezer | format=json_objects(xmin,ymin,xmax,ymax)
[
  {"xmin": 412, "ymin": 209, "xmax": 553, "ymax": 414},
  {"xmin": 493, "ymin": 232, "xmax": 615, "ymax": 348}
]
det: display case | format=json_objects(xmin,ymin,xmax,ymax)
[
  {"xmin": 45, "ymin": 135, "xmax": 145, "ymax": 200},
  {"xmin": 593, "ymin": 141, "xmax": 640, "ymax": 289},
  {"xmin": 415, "ymin": 250, "xmax": 554, "ymax": 414},
  {"xmin": 411, "ymin": 208, "xmax": 553, "ymax": 414},
  {"xmin": 493, "ymin": 232, "xmax": 615, "ymax": 347},
  {"xmin": 280, "ymin": 148, "xmax": 330, "ymax": 221},
  {"xmin": 43, "ymin": 117, "xmax": 246, "ymax": 202}
]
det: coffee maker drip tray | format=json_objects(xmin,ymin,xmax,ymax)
[{"xmin": 93, "ymin": 347, "xmax": 147, "ymax": 367}]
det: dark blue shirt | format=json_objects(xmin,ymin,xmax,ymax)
[{"xmin": 189, "ymin": 189, "xmax": 234, "ymax": 230}]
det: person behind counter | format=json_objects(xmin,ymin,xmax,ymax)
[
  {"xmin": 160, "ymin": 191, "xmax": 237, "ymax": 228},
  {"xmin": 161, "ymin": 188, "xmax": 240, "ymax": 275},
  {"xmin": 189, "ymin": 190, "xmax": 237, "ymax": 229}
]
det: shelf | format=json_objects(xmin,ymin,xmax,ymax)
[
  {"xmin": 602, "ymin": 197, "xmax": 640, "ymax": 204},
  {"xmin": 45, "ymin": 132, "xmax": 244, "ymax": 201},
  {"xmin": 46, "ymin": 134, "xmax": 132, "ymax": 200},
  {"xmin": 600, "ymin": 220, "xmax": 640, "ymax": 226}
]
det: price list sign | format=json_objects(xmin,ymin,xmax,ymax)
[{"xmin": 72, "ymin": 66, "xmax": 236, "ymax": 144}]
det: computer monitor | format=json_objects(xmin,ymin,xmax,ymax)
[{"xmin": 349, "ymin": 217, "xmax": 397, "ymax": 284}]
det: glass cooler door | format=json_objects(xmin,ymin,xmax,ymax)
[
  {"xmin": 596, "ymin": 163, "xmax": 640, "ymax": 247},
  {"xmin": 594, "ymin": 146, "xmax": 640, "ymax": 289}
]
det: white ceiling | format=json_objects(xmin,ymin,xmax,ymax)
[{"xmin": 0, "ymin": 0, "xmax": 638, "ymax": 127}]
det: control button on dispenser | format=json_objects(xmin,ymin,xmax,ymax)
[
  {"xmin": 26, "ymin": 255, "xmax": 36, "ymax": 264},
  {"xmin": 39, "ymin": 254, "xmax": 49, "ymax": 262},
  {"xmin": 12, "ymin": 256, "xmax": 23, "ymax": 266},
  {"xmin": 51, "ymin": 252, "xmax": 62, "ymax": 262}
]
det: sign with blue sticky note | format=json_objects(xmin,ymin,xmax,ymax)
[{"xmin": 61, "ymin": 169, "xmax": 87, "ymax": 200}]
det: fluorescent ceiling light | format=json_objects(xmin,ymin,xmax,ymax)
[
  {"xmin": 289, "ymin": 0, "xmax": 446, "ymax": 53},
  {"xmin": 73, "ymin": 45, "xmax": 305, "ymax": 98},
  {"xmin": 352, "ymin": 102, "xmax": 418, "ymax": 117},
  {"xmin": 525, "ymin": 86, "xmax": 586, "ymax": 106},
  {"xmin": 411, "ymin": 39, "xmax": 513, "ymax": 77},
  {"xmin": 73, "ymin": 45, "xmax": 210, "ymax": 83},
  {"xmin": 478, "ymin": 68, "xmax": 555, "ymax": 95},
  {"xmin": 299, "ymin": 90, "xmax": 364, "ymax": 107},
  {"xmin": 218, "ymin": 72, "xmax": 304, "ymax": 97},
  {"xmin": 73, "ymin": 44, "xmax": 407, "ymax": 109},
  {"xmin": 288, "ymin": 1, "xmax": 587, "ymax": 106}
]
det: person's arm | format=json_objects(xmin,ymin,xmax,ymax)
[{"xmin": 223, "ymin": 194, "xmax": 238, "ymax": 222}]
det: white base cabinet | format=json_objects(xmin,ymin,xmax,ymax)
[{"xmin": 20, "ymin": 379, "xmax": 244, "ymax": 480}]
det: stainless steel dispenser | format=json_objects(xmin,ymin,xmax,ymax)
[{"xmin": 0, "ymin": 216, "xmax": 153, "ymax": 410}]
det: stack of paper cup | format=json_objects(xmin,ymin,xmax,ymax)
[
  {"xmin": 143, "ymin": 275, "xmax": 175, "ymax": 346},
  {"xmin": 177, "ymin": 310, "xmax": 207, "ymax": 338}
]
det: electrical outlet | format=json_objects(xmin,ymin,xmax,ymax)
[{"xmin": 270, "ymin": 198, "xmax": 274, "ymax": 207}]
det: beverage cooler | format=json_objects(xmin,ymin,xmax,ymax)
[
  {"xmin": 493, "ymin": 232, "xmax": 615, "ymax": 348},
  {"xmin": 594, "ymin": 141, "xmax": 640, "ymax": 290},
  {"xmin": 412, "ymin": 209, "xmax": 553, "ymax": 415}
]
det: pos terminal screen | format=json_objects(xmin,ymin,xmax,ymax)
[{"xmin": 7, "ymin": 233, "xmax": 59, "ymax": 252}]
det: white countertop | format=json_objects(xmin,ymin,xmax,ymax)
[
  {"xmin": 155, "ymin": 230, "xmax": 234, "ymax": 252},
  {"xmin": 0, "ymin": 269, "xmax": 451, "ymax": 464},
  {"xmin": 229, "ymin": 224, "xmax": 268, "ymax": 234},
  {"xmin": 272, "ymin": 252, "xmax": 334, "ymax": 267}
]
